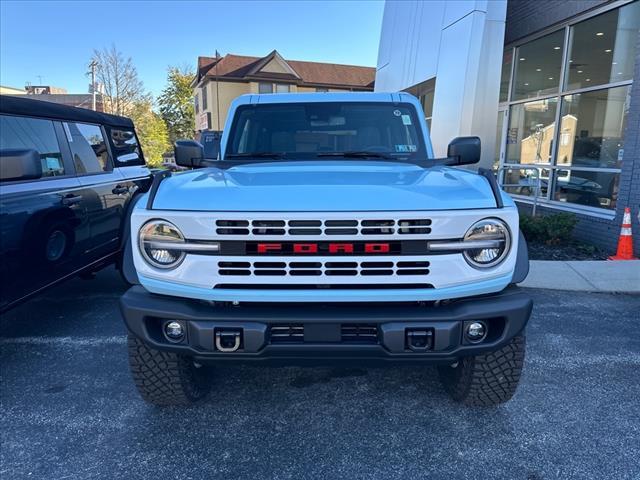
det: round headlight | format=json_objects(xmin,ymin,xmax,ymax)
[
  {"xmin": 138, "ymin": 220, "xmax": 186, "ymax": 269},
  {"xmin": 462, "ymin": 218, "xmax": 511, "ymax": 268}
]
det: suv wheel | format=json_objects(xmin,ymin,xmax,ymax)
[
  {"xmin": 438, "ymin": 335, "xmax": 525, "ymax": 406},
  {"xmin": 127, "ymin": 335, "xmax": 211, "ymax": 406}
]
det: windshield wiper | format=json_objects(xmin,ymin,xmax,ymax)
[
  {"xmin": 226, "ymin": 152, "xmax": 286, "ymax": 159},
  {"xmin": 316, "ymin": 151, "xmax": 393, "ymax": 159}
]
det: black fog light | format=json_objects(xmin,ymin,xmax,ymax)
[
  {"xmin": 164, "ymin": 321, "xmax": 185, "ymax": 342},
  {"xmin": 465, "ymin": 321, "xmax": 487, "ymax": 343}
]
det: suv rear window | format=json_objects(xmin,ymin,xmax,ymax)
[
  {"xmin": 0, "ymin": 115, "xmax": 65, "ymax": 177},
  {"xmin": 226, "ymin": 102, "xmax": 425, "ymax": 160}
]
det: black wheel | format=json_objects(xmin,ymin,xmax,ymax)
[
  {"xmin": 438, "ymin": 335, "xmax": 525, "ymax": 406},
  {"xmin": 127, "ymin": 334, "xmax": 211, "ymax": 406}
]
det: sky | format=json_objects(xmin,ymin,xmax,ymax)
[{"xmin": 0, "ymin": 0, "xmax": 385, "ymax": 98}]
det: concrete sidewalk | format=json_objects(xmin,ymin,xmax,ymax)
[{"xmin": 520, "ymin": 260, "xmax": 640, "ymax": 293}]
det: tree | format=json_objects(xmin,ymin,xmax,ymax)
[
  {"xmin": 92, "ymin": 45, "xmax": 148, "ymax": 116},
  {"xmin": 129, "ymin": 101, "xmax": 170, "ymax": 168},
  {"xmin": 158, "ymin": 66, "xmax": 195, "ymax": 144}
]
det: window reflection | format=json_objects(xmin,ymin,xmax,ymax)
[
  {"xmin": 558, "ymin": 86, "xmax": 629, "ymax": 169},
  {"xmin": 506, "ymin": 98, "xmax": 558, "ymax": 164},
  {"xmin": 512, "ymin": 30, "xmax": 564, "ymax": 101},
  {"xmin": 565, "ymin": 2, "xmax": 640, "ymax": 91},
  {"xmin": 502, "ymin": 167, "xmax": 549, "ymax": 198},
  {"xmin": 553, "ymin": 169, "xmax": 619, "ymax": 209}
]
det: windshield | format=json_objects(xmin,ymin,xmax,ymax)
[{"xmin": 225, "ymin": 102, "xmax": 426, "ymax": 160}]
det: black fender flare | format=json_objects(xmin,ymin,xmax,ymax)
[
  {"xmin": 117, "ymin": 194, "xmax": 143, "ymax": 285},
  {"xmin": 511, "ymin": 230, "xmax": 530, "ymax": 284}
]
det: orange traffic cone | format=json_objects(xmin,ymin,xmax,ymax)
[{"xmin": 609, "ymin": 207, "xmax": 637, "ymax": 260}]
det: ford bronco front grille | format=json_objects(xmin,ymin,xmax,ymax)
[
  {"xmin": 216, "ymin": 218, "xmax": 431, "ymax": 236},
  {"xmin": 218, "ymin": 261, "xmax": 430, "ymax": 277}
]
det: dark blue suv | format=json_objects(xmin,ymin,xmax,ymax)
[{"xmin": 0, "ymin": 95, "xmax": 152, "ymax": 311}]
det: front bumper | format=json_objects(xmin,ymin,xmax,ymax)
[{"xmin": 120, "ymin": 286, "xmax": 532, "ymax": 365}]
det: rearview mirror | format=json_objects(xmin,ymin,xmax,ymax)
[
  {"xmin": 0, "ymin": 149, "xmax": 42, "ymax": 181},
  {"xmin": 446, "ymin": 136, "xmax": 481, "ymax": 166},
  {"xmin": 174, "ymin": 140, "xmax": 205, "ymax": 168}
]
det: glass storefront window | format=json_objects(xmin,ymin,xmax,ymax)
[
  {"xmin": 512, "ymin": 30, "xmax": 565, "ymax": 101},
  {"xmin": 502, "ymin": 167, "xmax": 549, "ymax": 198},
  {"xmin": 557, "ymin": 85, "xmax": 630, "ymax": 169},
  {"xmin": 553, "ymin": 168, "xmax": 619, "ymax": 210},
  {"xmin": 506, "ymin": 98, "xmax": 558, "ymax": 164},
  {"xmin": 565, "ymin": 2, "xmax": 640, "ymax": 91},
  {"xmin": 499, "ymin": 48, "xmax": 512, "ymax": 103}
]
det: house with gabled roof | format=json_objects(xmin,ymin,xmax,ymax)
[{"xmin": 192, "ymin": 50, "xmax": 375, "ymax": 131}]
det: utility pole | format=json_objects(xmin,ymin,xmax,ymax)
[{"xmin": 88, "ymin": 59, "xmax": 98, "ymax": 111}]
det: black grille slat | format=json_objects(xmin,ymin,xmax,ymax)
[
  {"xmin": 254, "ymin": 270, "xmax": 286, "ymax": 276},
  {"xmin": 289, "ymin": 229, "xmax": 323, "ymax": 235},
  {"xmin": 288, "ymin": 220, "xmax": 321, "ymax": 227},
  {"xmin": 341, "ymin": 324, "xmax": 379, "ymax": 344},
  {"xmin": 270, "ymin": 324, "xmax": 304, "ymax": 343},
  {"xmin": 361, "ymin": 220, "xmax": 394, "ymax": 226},
  {"xmin": 219, "ymin": 269, "xmax": 251, "ymax": 276},
  {"xmin": 325, "ymin": 228, "xmax": 359, "ymax": 235},
  {"xmin": 290, "ymin": 270, "xmax": 322, "ymax": 276},
  {"xmin": 397, "ymin": 269, "xmax": 430, "ymax": 275},
  {"xmin": 325, "ymin": 220, "xmax": 358, "ymax": 227},
  {"xmin": 360, "ymin": 270, "xmax": 393, "ymax": 276},
  {"xmin": 254, "ymin": 262, "xmax": 286, "ymax": 268},
  {"xmin": 397, "ymin": 261, "xmax": 430, "ymax": 268}
]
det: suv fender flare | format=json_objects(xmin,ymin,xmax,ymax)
[
  {"xmin": 511, "ymin": 230, "xmax": 530, "ymax": 284},
  {"xmin": 117, "ymin": 194, "xmax": 144, "ymax": 285}
]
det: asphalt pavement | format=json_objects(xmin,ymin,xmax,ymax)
[{"xmin": 1, "ymin": 267, "xmax": 639, "ymax": 480}]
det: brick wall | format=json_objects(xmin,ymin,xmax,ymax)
[
  {"xmin": 505, "ymin": 0, "xmax": 610, "ymax": 44},
  {"xmin": 507, "ymin": 0, "xmax": 640, "ymax": 255}
]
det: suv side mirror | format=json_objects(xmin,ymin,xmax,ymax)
[
  {"xmin": 174, "ymin": 140, "xmax": 205, "ymax": 168},
  {"xmin": 0, "ymin": 149, "xmax": 42, "ymax": 181},
  {"xmin": 447, "ymin": 136, "xmax": 481, "ymax": 166}
]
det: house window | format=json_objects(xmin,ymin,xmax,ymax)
[
  {"xmin": 316, "ymin": 88, "xmax": 329, "ymax": 92},
  {"xmin": 497, "ymin": 2, "xmax": 638, "ymax": 213},
  {"xmin": 276, "ymin": 84, "xmax": 290, "ymax": 93},
  {"xmin": 259, "ymin": 82, "xmax": 273, "ymax": 94},
  {"xmin": 202, "ymin": 85, "xmax": 208, "ymax": 110},
  {"xmin": 194, "ymin": 93, "xmax": 200, "ymax": 114}
]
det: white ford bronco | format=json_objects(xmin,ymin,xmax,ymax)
[{"xmin": 120, "ymin": 93, "xmax": 532, "ymax": 406}]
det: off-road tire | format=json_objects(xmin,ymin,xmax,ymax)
[
  {"xmin": 438, "ymin": 335, "xmax": 525, "ymax": 406},
  {"xmin": 128, "ymin": 334, "xmax": 211, "ymax": 406}
]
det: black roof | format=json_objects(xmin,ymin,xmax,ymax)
[{"xmin": 0, "ymin": 94, "xmax": 134, "ymax": 128}]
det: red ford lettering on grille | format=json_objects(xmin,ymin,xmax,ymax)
[
  {"xmin": 255, "ymin": 243, "xmax": 391, "ymax": 254},
  {"xmin": 293, "ymin": 243, "xmax": 318, "ymax": 253},
  {"xmin": 257, "ymin": 243, "xmax": 282, "ymax": 253},
  {"xmin": 329, "ymin": 243, "xmax": 354, "ymax": 254},
  {"xmin": 365, "ymin": 243, "xmax": 390, "ymax": 253}
]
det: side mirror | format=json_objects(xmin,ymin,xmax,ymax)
[
  {"xmin": 174, "ymin": 140, "xmax": 205, "ymax": 168},
  {"xmin": 0, "ymin": 149, "xmax": 42, "ymax": 181},
  {"xmin": 447, "ymin": 136, "xmax": 481, "ymax": 166}
]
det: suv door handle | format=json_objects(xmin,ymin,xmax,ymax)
[
  {"xmin": 112, "ymin": 185, "xmax": 129, "ymax": 195},
  {"xmin": 61, "ymin": 194, "xmax": 83, "ymax": 206}
]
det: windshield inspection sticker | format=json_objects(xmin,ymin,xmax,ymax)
[
  {"xmin": 395, "ymin": 144, "xmax": 417, "ymax": 153},
  {"xmin": 401, "ymin": 114, "xmax": 412, "ymax": 125}
]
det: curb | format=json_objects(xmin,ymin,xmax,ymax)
[{"xmin": 520, "ymin": 260, "xmax": 640, "ymax": 293}]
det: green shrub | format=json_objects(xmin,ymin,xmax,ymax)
[{"xmin": 519, "ymin": 213, "xmax": 578, "ymax": 245}]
